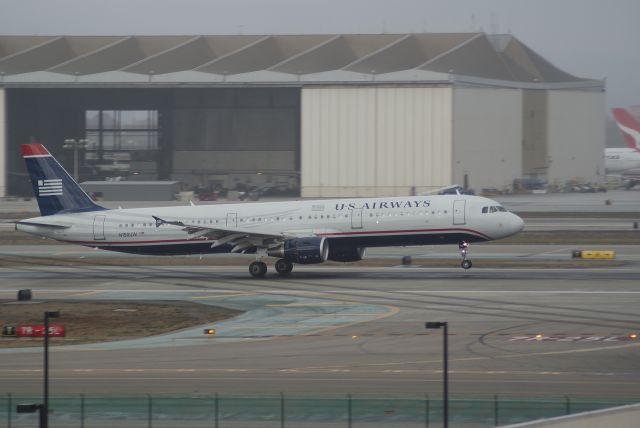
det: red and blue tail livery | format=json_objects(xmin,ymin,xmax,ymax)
[{"xmin": 21, "ymin": 144, "xmax": 105, "ymax": 216}]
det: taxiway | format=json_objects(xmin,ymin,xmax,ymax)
[{"xmin": 1, "ymin": 264, "xmax": 639, "ymax": 399}]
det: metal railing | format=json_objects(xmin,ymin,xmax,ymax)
[{"xmin": 1, "ymin": 393, "xmax": 638, "ymax": 428}]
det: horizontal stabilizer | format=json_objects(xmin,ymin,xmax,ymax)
[{"xmin": 16, "ymin": 221, "xmax": 70, "ymax": 229}]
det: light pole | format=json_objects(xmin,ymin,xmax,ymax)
[
  {"xmin": 63, "ymin": 139, "xmax": 88, "ymax": 182},
  {"xmin": 43, "ymin": 311, "xmax": 59, "ymax": 428},
  {"xmin": 426, "ymin": 321, "xmax": 448, "ymax": 428}
]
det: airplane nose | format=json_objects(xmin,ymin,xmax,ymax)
[{"xmin": 511, "ymin": 213, "xmax": 525, "ymax": 233}]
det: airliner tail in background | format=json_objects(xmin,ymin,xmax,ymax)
[
  {"xmin": 611, "ymin": 107, "xmax": 640, "ymax": 151},
  {"xmin": 606, "ymin": 108, "xmax": 640, "ymax": 183}
]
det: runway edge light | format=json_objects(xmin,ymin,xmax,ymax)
[{"xmin": 204, "ymin": 328, "xmax": 216, "ymax": 335}]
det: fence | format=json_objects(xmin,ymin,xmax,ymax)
[{"xmin": 0, "ymin": 393, "xmax": 637, "ymax": 428}]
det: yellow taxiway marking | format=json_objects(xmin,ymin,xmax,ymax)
[
  {"xmin": 284, "ymin": 313, "xmax": 377, "ymax": 317},
  {"xmin": 68, "ymin": 291, "xmax": 102, "ymax": 298},
  {"xmin": 191, "ymin": 293, "xmax": 253, "ymax": 300},
  {"xmin": 266, "ymin": 302, "xmax": 356, "ymax": 307}
]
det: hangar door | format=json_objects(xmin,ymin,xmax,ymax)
[
  {"xmin": 301, "ymin": 86, "xmax": 453, "ymax": 198},
  {"xmin": 171, "ymin": 88, "xmax": 300, "ymax": 186}
]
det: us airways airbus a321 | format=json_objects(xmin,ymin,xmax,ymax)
[{"xmin": 16, "ymin": 144, "xmax": 524, "ymax": 277}]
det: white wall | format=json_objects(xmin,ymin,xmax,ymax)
[
  {"xmin": 452, "ymin": 87, "xmax": 522, "ymax": 191},
  {"xmin": 301, "ymin": 86, "xmax": 453, "ymax": 197},
  {"xmin": 547, "ymin": 91, "xmax": 605, "ymax": 185},
  {"xmin": 0, "ymin": 88, "xmax": 5, "ymax": 197}
]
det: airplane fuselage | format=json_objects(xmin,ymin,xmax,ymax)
[
  {"xmin": 605, "ymin": 148, "xmax": 640, "ymax": 173},
  {"xmin": 17, "ymin": 195, "xmax": 523, "ymax": 256}
]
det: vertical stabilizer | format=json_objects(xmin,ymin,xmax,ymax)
[
  {"xmin": 21, "ymin": 144, "xmax": 104, "ymax": 216},
  {"xmin": 612, "ymin": 108, "xmax": 640, "ymax": 151}
]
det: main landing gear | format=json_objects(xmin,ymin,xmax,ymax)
[
  {"xmin": 459, "ymin": 241, "xmax": 473, "ymax": 270},
  {"xmin": 249, "ymin": 260, "xmax": 268, "ymax": 278},
  {"xmin": 249, "ymin": 259, "xmax": 294, "ymax": 278},
  {"xmin": 274, "ymin": 258, "xmax": 293, "ymax": 275}
]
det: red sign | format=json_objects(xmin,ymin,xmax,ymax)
[{"xmin": 16, "ymin": 324, "xmax": 65, "ymax": 338}]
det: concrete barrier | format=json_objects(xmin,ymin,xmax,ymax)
[{"xmin": 502, "ymin": 403, "xmax": 640, "ymax": 428}]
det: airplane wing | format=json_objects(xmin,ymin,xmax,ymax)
[{"xmin": 152, "ymin": 215, "xmax": 301, "ymax": 253}]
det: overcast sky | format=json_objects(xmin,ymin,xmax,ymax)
[{"xmin": 1, "ymin": 0, "xmax": 638, "ymax": 109}]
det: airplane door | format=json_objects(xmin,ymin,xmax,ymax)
[
  {"xmin": 351, "ymin": 207, "xmax": 364, "ymax": 229},
  {"xmin": 93, "ymin": 215, "xmax": 106, "ymax": 240},
  {"xmin": 226, "ymin": 213, "xmax": 237, "ymax": 228},
  {"xmin": 453, "ymin": 200, "xmax": 466, "ymax": 225}
]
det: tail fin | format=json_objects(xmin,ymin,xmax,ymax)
[
  {"xmin": 21, "ymin": 144, "xmax": 104, "ymax": 216},
  {"xmin": 611, "ymin": 108, "xmax": 640, "ymax": 151}
]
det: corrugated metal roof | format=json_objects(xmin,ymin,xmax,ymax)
[{"xmin": 0, "ymin": 33, "xmax": 602, "ymax": 88}]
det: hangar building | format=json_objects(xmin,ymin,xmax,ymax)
[{"xmin": 0, "ymin": 33, "xmax": 605, "ymax": 198}]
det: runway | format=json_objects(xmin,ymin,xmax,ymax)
[{"xmin": 1, "ymin": 264, "xmax": 639, "ymax": 399}]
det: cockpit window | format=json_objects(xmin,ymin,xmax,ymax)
[{"xmin": 483, "ymin": 205, "xmax": 507, "ymax": 214}]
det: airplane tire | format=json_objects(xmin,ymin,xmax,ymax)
[
  {"xmin": 275, "ymin": 259, "xmax": 293, "ymax": 275},
  {"xmin": 461, "ymin": 260, "xmax": 473, "ymax": 270},
  {"xmin": 249, "ymin": 261, "xmax": 268, "ymax": 278}
]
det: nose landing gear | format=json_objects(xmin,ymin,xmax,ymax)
[{"xmin": 458, "ymin": 241, "xmax": 472, "ymax": 270}]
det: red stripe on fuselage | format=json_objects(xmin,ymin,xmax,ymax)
[
  {"xmin": 21, "ymin": 144, "xmax": 50, "ymax": 157},
  {"xmin": 319, "ymin": 227, "xmax": 493, "ymax": 241}
]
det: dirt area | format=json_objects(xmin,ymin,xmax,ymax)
[{"xmin": 0, "ymin": 300, "xmax": 242, "ymax": 348}]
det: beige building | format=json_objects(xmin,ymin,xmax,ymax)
[{"xmin": 0, "ymin": 33, "xmax": 604, "ymax": 198}]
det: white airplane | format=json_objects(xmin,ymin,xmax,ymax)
[
  {"xmin": 605, "ymin": 108, "xmax": 640, "ymax": 173},
  {"xmin": 16, "ymin": 144, "xmax": 524, "ymax": 277}
]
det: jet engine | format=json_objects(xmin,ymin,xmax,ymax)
[
  {"xmin": 328, "ymin": 246, "xmax": 366, "ymax": 262},
  {"xmin": 267, "ymin": 237, "xmax": 329, "ymax": 264}
]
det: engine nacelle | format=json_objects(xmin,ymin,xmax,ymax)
[
  {"xmin": 267, "ymin": 237, "xmax": 329, "ymax": 264},
  {"xmin": 328, "ymin": 246, "xmax": 366, "ymax": 262}
]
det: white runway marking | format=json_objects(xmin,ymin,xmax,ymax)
[{"xmin": 2, "ymin": 289, "xmax": 640, "ymax": 295}]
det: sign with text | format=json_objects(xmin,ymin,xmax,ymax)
[{"xmin": 16, "ymin": 324, "xmax": 65, "ymax": 338}]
